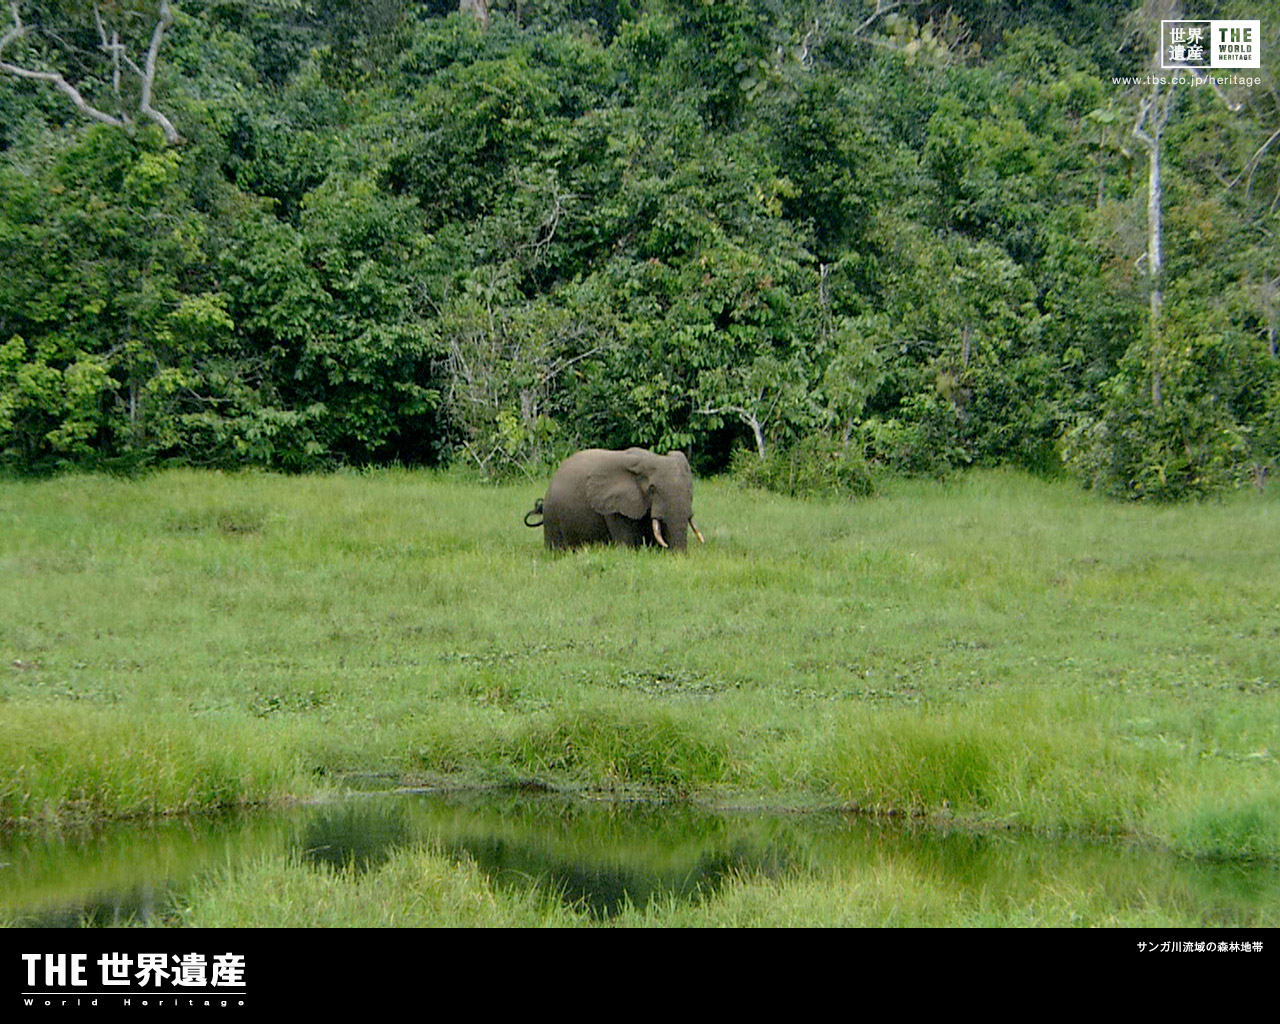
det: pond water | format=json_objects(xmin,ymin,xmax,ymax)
[{"xmin": 1, "ymin": 790, "xmax": 1276, "ymax": 925}]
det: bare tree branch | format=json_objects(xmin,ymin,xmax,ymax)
[
  {"xmin": 1, "ymin": 1, "xmax": 132, "ymax": 131},
  {"xmin": 1186, "ymin": 66, "xmax": 1243, "ymax": 113},
  {"xmin": 793, "ymin": 0, "xmax": 924, "ymax": 68},
  {"xmin": 1242, "ymin": 126, "xmax": 1280, "ymax": 199},
  {"xmin": 855, "ymin": 0, "xmax": 920, "ymax": 38},
  {"xmin": 697, "ymin": 398, "xmax": 770, "ymax": 459},
  {"xmin": 91, "ymin": 5, "xmax": 123, "ymax": 112},
  {"xmin": 0, "ymin": 1, "xmax": 181, "ymax": 144},
  {"xmin": 138, "ymin": 0, "xmax": 179, "ymax": 144}
]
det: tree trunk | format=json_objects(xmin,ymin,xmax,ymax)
[
  {"xmin": 1134, "ymin": 80, "xmax": 1173, "ymax": 407},
  {"xmin": 460, "ymin": 0, "xmax": 490, "ymax": 28}
]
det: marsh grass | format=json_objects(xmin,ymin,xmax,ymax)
[
  {"xmin": 0, "ymin": 704, "xmax": 298, "ymax": 825},
  {"xmin": 173, "ymin": 846, "xmax": 585, "ymax": 928},
  {"xmin": 163, "ymin": 797, "xmax": 1280, "ymax": 928},
  {"xmin": 174, "ymin": 843, "xmax": 1199, "ymax": 928},
  {"xmin": 612, "ymin": 860, "xmax": 1234, "ymax": 927},
  {"xmin": 2, "ymin": 467, "xmax": 1278, "ymax": 864}
]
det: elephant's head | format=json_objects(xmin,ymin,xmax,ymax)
[{"xmin": 586, "ymin": 448, "xmax": 704, "ymax": 550}]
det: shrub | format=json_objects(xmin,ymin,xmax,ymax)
[{"xmin": 731, "ymin": 433, "xmax": 874, "ymax": 499}]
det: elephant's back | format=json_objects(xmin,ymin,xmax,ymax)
[
  {"xmin": 552, "ymin": 448, "xmax": 612, "ymax": 473},
  {"xmin": 546, "ymin": 449, "xmax": 608, "ymax": 497}
]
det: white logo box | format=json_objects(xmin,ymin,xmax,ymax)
[{"xmin": 1162, "ymin": 20, "xmax": 1261, "ymax": 69}]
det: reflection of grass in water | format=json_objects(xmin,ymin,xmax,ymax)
[
  {"xmin": 617, "ymin": 827, "xmax": 1280, "ymax": 928},
  {"xmin": 6, "ymin": 789, "xmax": 1277, "ymax": 927},
  {"xmin": 292, "ymin": 793, "xmax": 793, "ymax": 917},
  {"xmin": 10, "ymin": 882, "xmax": 179, "ymax": 928},
  {"xmin": 170, "ymin": 796, "xmax": 1280, "ymax": 927},
  {"xmin": 2, "ymin": 467, "xmax": 1279, "ymax": 877},
  {"xmin": 186, "ymin": 793, "xmax": 1280, "ymax": 926},
  {"xmin": 0, "ymin": 811, "xmax": 297, "ymax": 921}
]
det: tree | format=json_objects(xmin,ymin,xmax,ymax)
[
  {"xmin": 1060, "ymin": 0, "xmax": 1280, "ymax": 497},
  {"xmin": 0, "ymin": 0, "xmax": 180, "ymax": 144},
  {"xmin": 1132, "ymin": 73, "xmax": 1173, "ymax": 404},
  {"xmin": 440, "ymin": 268, "xmax": 607, "ymax": 475},
  {"xmin": 0, "ymin": 128, "xmax": 221, "ymax": 468}
]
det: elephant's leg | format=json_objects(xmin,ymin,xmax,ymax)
[
  {"xmin": 542, "ymin": 509, "xmax": 569, "ymax": 549},
  {"xmin": 544, "ymin": 520, "xmax": 563, "ymax": 549},
  {"xmin": 604, "ymin": 513, "xmax": 645, "ymax": 547}
]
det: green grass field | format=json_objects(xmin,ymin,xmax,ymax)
[{"xmin": 2, "ymin": 467, "xmax": 1278, "ymax": 925}]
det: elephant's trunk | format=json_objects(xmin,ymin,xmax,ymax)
[{"xmin": 651, "ymin": 518, "xmax": 669, "ymax": 548}]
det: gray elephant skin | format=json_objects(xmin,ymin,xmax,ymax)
[{"xmin": 526, "ymin": 447, "xmax": 705, "ymax": 551}]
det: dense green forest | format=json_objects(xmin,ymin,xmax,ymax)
[{"xmin": 2, "ymin": 0, "xmax": 1277, "ymax": 499}]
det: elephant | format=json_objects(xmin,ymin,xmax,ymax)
[{"xmin": 525, "ymin": 447, "xmax": 705, "ymax": 551}]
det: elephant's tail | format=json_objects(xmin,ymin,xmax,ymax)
[{"xmin": 524, "ymin": 498, "xmax": 545, "ymax": 528}]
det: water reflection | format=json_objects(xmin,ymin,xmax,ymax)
[
  {"xmin": 2, "ymin": 791, "xmax": 1277, "ymax": 925},
  {"xmin": 0, "ymin": 813, "xmax": 289, "ymax": 927},
  {"xmin": 300, "ymin": 795, "xmax": 799, "ymax": 916}
]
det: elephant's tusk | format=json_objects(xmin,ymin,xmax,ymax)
[
  {"xmin": 651, "ymin": 518, "xmax": 669, "ymax": 548},
  {"xmin": 689, "ymin": 518, "xmax": 705, "ymax": 543}
]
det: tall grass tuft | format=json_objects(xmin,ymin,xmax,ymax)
[
  {"xmin": 0, "ymin": 705, "xmax": 303, "ymax": 825},
  {"xmin": 174, "ymin": 847, "xmax": 585, "ymax": 928}
]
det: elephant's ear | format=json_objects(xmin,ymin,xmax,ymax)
[{"xmin": 586, "ymin": 455, "xmax": 648, "ymax": 519}]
